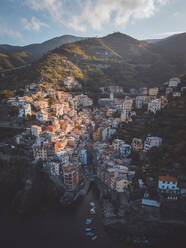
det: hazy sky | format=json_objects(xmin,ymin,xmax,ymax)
[{"xmin": 0, "ymin": 0, "xmax": 186, "ymax": 45}]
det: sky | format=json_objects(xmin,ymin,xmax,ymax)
[{"xmin": 0, "ymin": 0, "xmax": 186, "ymax": 46}]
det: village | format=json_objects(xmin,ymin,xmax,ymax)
[{"xmin": 3, "ymin": 75, "xmax": 186, "ymax": 223}]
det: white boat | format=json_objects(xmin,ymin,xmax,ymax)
[
  {"xmin": 90, "ymin": 202, "xmax": 95, "ymax": 207},
  {"xmin": 85, "ymin": 218, "xmax": 92, "ymax": 224},
  {"xmin": 92, "ymin": 235, "xmax": 97, "ymax": 240},
  {"xmin": 90, "ymin": 208, "xmax": 96, "ymax": 214}
]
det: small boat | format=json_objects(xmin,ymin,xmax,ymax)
[
  {"xmin": 85, "ymin": 218, "xmax": 92, "ymax": 224},
  {"xmin": 90, "ymin": 202, "xmax": 95, "ymax": 207},
  {"xmin": 92, "ymin": 235, "xmax": 97, "ymax": 240},
  {"xmin": 90, "ymin": 208, "xmax": 96, "ymax": 215},
  {"xmin": 85, "ymin": 227, "xmax": 92, "ymax": 231},
  {"xmin": 86, "ymin": 232, "xmax": 94, "ymax": 237}
]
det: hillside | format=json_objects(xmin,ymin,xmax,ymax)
[
  {"xmin": 0, "ymin": 35, "xmax": 85, "ymax": 71},
  {"xmin": 1, "ymin": 32, "xmax": 186, "ymax": 90},
  {"xmin": 0, "ymin": 51, "xmax": 33, "ymax": 71},
  {"xmin": 103, "ymin": 32, "xmax": 161, "ymax": 64}
]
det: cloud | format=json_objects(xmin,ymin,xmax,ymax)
[
  {"xmin": 152, "ymin": 30, "xmax": 185, "ymax": 38},
  {"xmin": 23, "ymin": 0, "xmax": 169, "ymax": 32},
  {"xmin": 24, "ymin": 0, "xmax": 64, "ymax": 23},
  {"xmin": 0, "ymin": 25, "xmax": 22, "ymax": 39},
  {"xmin": 21, "ymin": 16, "xmax": 49, "ymax": 31}
]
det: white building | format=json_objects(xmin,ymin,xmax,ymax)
[
  {"xmin": 36, "ymin": 110, "xmax": 48, "ymax": 122},
  {"xmin": 31, "ymin": 125, "xmax": 42, "ymax": 138},
  {"xmin": 116, "ymin": 177, "xmax": 129, "ymax": 192},
  {"xmin": 50, "ymin": 161, "xmax": 61, "ymax": 177},
  {"xmin": 169, "ymin": 77, "xmax": 181, "ymax": 87},
  {"xmin": 173, "ymin": 92, "xmax": 181, "ymax": 97},
  {"xmin": 121, "ymin": 109, "xmax": 132, "ymax": 122},
  {"xmin": 79, "ymin": 149, "xmax": 87, "ymax": 165},
  {"xmin": 18, "ymin": 104, "xmax": 32, "ymax": 118},
  {"xmin": 121, "ymin": 97, "xmax": 133, "ymax": 122},
  {"xmin": 148, "ymin": 99, "xmax": 161, "ymax": 114},
  {"xmin": 144, "ymin": 137, "xmax": 162, "ymax": 152},
  {"xmin": 102, "ymin": 127, "xmax": 116, "ymax": 141},
  {"xmin": 158, "ymin": 176, "xmax": 179, "ymax": 192}
]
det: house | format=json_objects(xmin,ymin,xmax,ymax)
[
  {"xmin": 18, "ymin": 104, "xmax": 32, "ymax": 118},
  {"xmin": 120, "ymin": 143, "xmax": 131, "ymax": 158},
  {"xmin": 148, "ymin": 99, "xmax": 161, "ymax": 114},
  {"xmin": 166, "ymin": 87, "xmax": 173, "ymax": 96},
  {"xmin": 31, "ymin": 125, "xmax": 42, "ymax": 138},
  {"xmin": 121, "ymin": 97, "xmax": 133, "ymax": 122},
  {"xmin": 49, "ymin": 161, "xmax": 61, "ymax": 177},
  {"xmin": 33, "ymin": 140, "xmax": 61, "ymax": 160},
  {"xmin": 116, "ymin": 177, "xmax": 129, "ymax": 192},
  {"xmin": 131, "ymin": 138, "xmax": 143, "ymax": 151},
  {"xmin": 79, "ymin": 149, "xmax": 87, "ymax": 165},
  {"xmin": 144, "ymin": 137, "xmax": 162, "ymax": 151},
  {"xmin": 173, "ymin": 92, "xmax": 181, "ymax": 97},
  {"xmin": 36, "ymin": 110, "xmax": 48, "ymax": 122},
  {"xmin": 121, "ymin": 109, "xmax": 132, "ymax": 122},
  {"xmin": 62, "ymin": 165, "xmax": 81, "ymax": 189},
  {"xmin": 168, "ymin": 77, "xmax": 181, "ymax": 87},
  {"xmin": 139, "ymin": 87, "xmax": 148, "ymax": 95},
  {"xmin": 158, "ymin": 176, "xmax": 179, "ymax": 192},
  {"xmin": 149, "ymin": 87, "xmax": 159, "ymax": 96},
  {"xmin": 112, "ymin": 139, "xmax": 131, "ymax": 158},
  {"xmin": 101, "ymin": 127, "xmax": 116, "ymax": 141},
  {"xmin": 135, "ymin": 96, "xmax": 144, "ymax": 109}
]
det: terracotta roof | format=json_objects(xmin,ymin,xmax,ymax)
[{"xmin": 159, "ymin": 176, "xmax": 177, "ymax": 183}]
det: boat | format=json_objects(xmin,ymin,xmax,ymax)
[
  {"xmin": 85, "ymin": 218, "xmax": 92, "ymax": 224},
  {"xmin": 86, "ymin": 232, "xmax": 94, "ymax": 237},
  {"xmin": 92, "ymin": 235, "xmax": 97, "ymax": 240},
  {"xmin": 90, "ymin": 202, "xmax": 95, "ymax": 207},
  {"xmin": 85, "ymin": 227, "xmax": 92, "ymax": 231},
  {"xmin": 90, "ymin": 208, "xmax": 96, "ymax": 215}
]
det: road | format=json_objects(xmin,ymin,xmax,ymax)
[{"xmin": 0, "ymin": 64, "xmax": 31, "ymax": 74}]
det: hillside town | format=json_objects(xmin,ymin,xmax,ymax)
[{"xmin": 3, "ymin": 76, "xmax": 185, "ymax": 211}]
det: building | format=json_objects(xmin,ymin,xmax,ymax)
[
  {"xmin": 139, "ymin": 87, "xmax": 148, "ymax": 95},
  {"xmin": 149, "ymin": 87, "xmax": 159, "ymax": 96},
  {"xmin": 36, "ymin": 110, "xmax": 48, "ymax": 122},
  {"xmin": 169, "ymin": 77, "xmax": 181, "ymax": 87},
  {"xmin": 166, "ymin": 87, "xmax": 173, "ymax": 96},
  {"xmin": 173, "ymin": 92, "xmax": 181, "ymax": 97},
  {"xmin": 120, "ymin": 143, "xmax": 131, "ymax": 158},
  {"xmin": 62, "ymin": 165, "xmax": 81, "ymax": 189},
  {"xmin": 79, "ymin": 149, "xmax": 87, "ymax": 165},
  {"xmin": 144, "ymin": 137, "xmax": 162, "ymax": 151},
  {"xmin": 116, "ymin": 177, "xmax": 129, "ymax": 192},
  {"xmin": 158, "ymin": 176, "xmax": 179, "ymax": 192},
  {"xmin": 148, "ymin": 99, "xmax": 161, "ymax": 114},
  {"xmin": 18, "ymin": 104, "xmax": 32, "ymax": 118},
  {"xmin": 31, "ymin": 125, "xmax": 42, "ymax": 138},
  {"xmin": 101, "ymin": 127, "xmax": 116, "ymax": 141},
  {"xmin": 33, "ymin": 140, "xmax": 61, "ymax": 160},
  {"xmin": 131, "ymin": 138, "xmax": 143, "ymax": 151},
  {"xmin": 135, "ymin": 96, "xmax": 144, "ymax": 109},
  {"xmin": 121, "ymin": 97, "xmax": 133, "ymax": 122}
]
